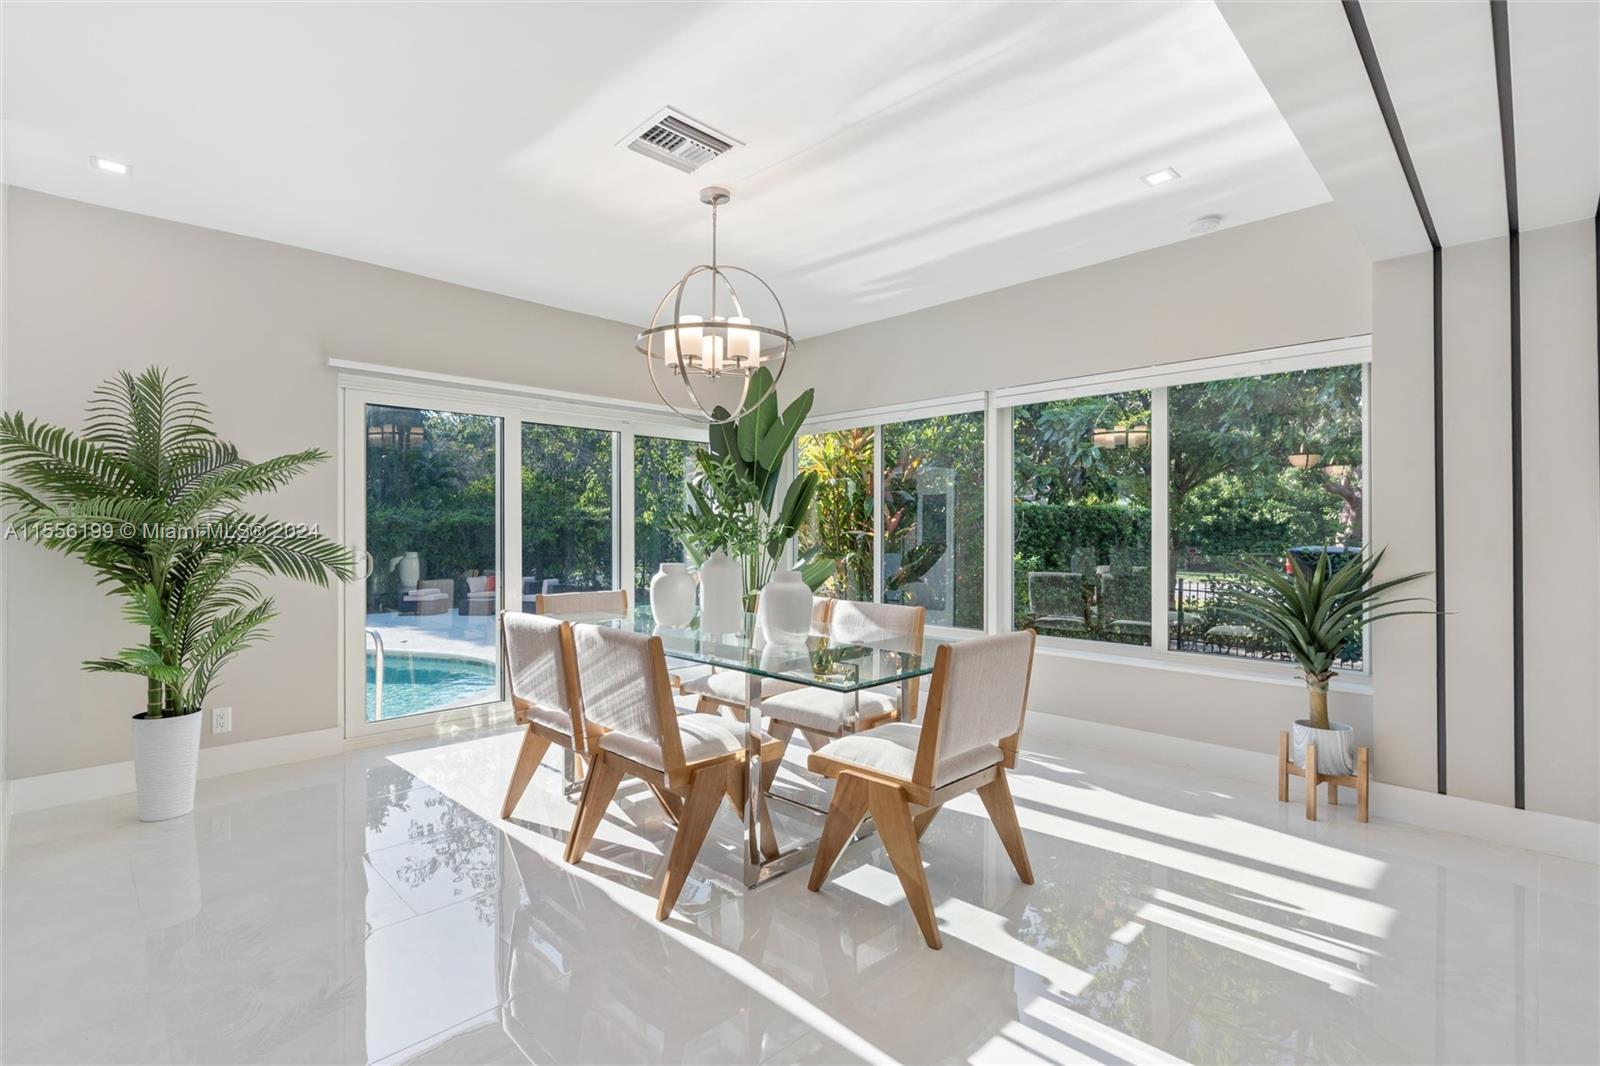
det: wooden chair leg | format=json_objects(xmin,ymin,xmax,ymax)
[
  {"xmin": 978, "ymin": 772, "xmax": 1034, "ymax": 885},
  {"xmin": 500, "ymin": 728, "xmax": 552, "ymax": 820},
  {"xmin": 1277, "ymin": 731, "xmax": 1290, "ymax": 802},
  {"xmin": 761, "ymin": 721, "xmax": 796, "ymax": 794},
  {"xmin": 912, "ymin": 804, "xmax": 940, "ymax": 840},
  {"xmin": 808, "ymin": 774, "xmax": 870, "ymax": 891},
  {"xmin": 655, "ymin": 763, "xmax": 731, "ymax": 921},
  {"xmin": 1304, "ymin": 743, "xmax": 1318, "ymax": 822},
  {"xmin": 565, "ymin": 752, "xmax": 624, "ymax": 864},
  {"xmin": 1357, "ymin": 747, "xmax": 1370, "ymax": 823},
  {"xmin": 868, "ymin": 784, "xmax": 942, "ymax": 949},
  {"xmin": 800, "ymin": 728, "xmax": 831, "ymax": 752},
  {"xmin": 647, "ymin": 782, "xmax": 683, "ymax": 825},
  {"xmin": 1328, "ymin": 781, "xmax": 1339, "ymax": 805}
]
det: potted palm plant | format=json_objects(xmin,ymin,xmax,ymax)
[
  {"xmin": 0, "ymin": 368, "xmax": 352, "ymax": 820},
  {"xmin": 1224, "ymin": 547, "xmax": 1431, "ymax": 775}
]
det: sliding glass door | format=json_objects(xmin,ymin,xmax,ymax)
[
  {"xmin": 361, "ymin": 403, "xmax": 503, "ymax": 724},
  {"xmin": 344, "ymin": 382, "xmax": 704, "ymax": 737}
]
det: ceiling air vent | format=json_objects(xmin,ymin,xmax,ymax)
[{"xmin": 622, "ymin": 108, "xmax": 739, "ymax": 174}]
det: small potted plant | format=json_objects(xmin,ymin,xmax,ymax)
[
  {"xmin": 0, "ymin": 368, "xmax": 352, "ymax": 821},
  {"xmin": 1225, "ymin": 547, "xmax": 1431, "ymax": 777}
]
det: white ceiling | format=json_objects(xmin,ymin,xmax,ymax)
[
  {"xmin": 1220, "ymin": 0, "xmax": 1599, "ymax": 262},
  {"xmin": 2, "ymin": 1, "xmax": 1330, "ymax": 338}
]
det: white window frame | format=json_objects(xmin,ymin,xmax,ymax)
[
  {"xmin": 337, "ymin": 367, "xmax": 701, "ymax": 740},
  {"xmin": 802, "ymin": 335, "xmax": 1375, "ymax": 686}
]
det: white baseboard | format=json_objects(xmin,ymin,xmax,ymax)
[
  {"xmin": 6, "ymin": 726, "xmax": 345, "ymax": 815},
  {"xmin": 1024, "ymin": 712, "xmax": 1600, "ymax": 866}
]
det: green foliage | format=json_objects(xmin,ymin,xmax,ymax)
[
  {"xmin": 796, "ymin": 426, "xmax": 874, "ymax": 601},
  {"xmin": 0, "ymin": 368, "xmax": 353, "ymax": 717},
  {"xmin": 667, "ymin": 367, "xmax": 830, "ymax": 599},
  {"xmin": 1014, "ymin": 501, "xmax": 1152, "ymax": 568},
  {"xmin": 1220, "ymin": 547, "xmax": 1432, "ymax": 721}
]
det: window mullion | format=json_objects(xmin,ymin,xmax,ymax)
[
  {"xmin": 872, "ymin": 424, "xmax": 884, "ymax": 602},
  {"xmin": 619, "ymin": 425, "xmax": 635, "ymax": 602},
  {"xmin": 1150, "ymin": 386, "xmax": 1170, "ymax": 655}
]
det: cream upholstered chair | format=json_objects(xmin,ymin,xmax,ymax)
[
  {"xmin": 806, "ymin": 630, "xmax": 1037, "ymax": 949},
  {"xmin": 565, "ymin": 624, "xmax": 749, "ymax": 920},
  {"xmin": 535, "ymin": 589, "xmax": 630, "ymax": 618},
  {"xmin": 497, "ymin": 612, "xmax": 590, "ymax": 821},
  {"xmin": 758, "ymin": 600, "xmax": 926, "ymax": 759},
  {"xmin": 679, "ymin": 595, "xmax": 834, "ymax": 715}
]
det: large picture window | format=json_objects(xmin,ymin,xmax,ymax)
[
  {"xmin": 634, "ymin": 434, "xmax": 698, "ymax": 604},
  {"xmin": 521, "ymin": 421, "xmax": 616, "ymax": 598},
  {"xmin": 1012, "ymin": 390, "xmax": 1152, "ymax": 645},
  {"xmin": 882, "ymin": 412, "xmax": 985, "ymax": 629},
  {"xmin": 1168, "ymin": 364, "xmax": 1365, "ymax": 667},
  {"xmin": 797, "ymin": 427, "xmax": 875, "ymax": 603}
]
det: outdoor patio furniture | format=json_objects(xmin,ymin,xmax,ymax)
[
  {"xmin": 1027, "ymin": 571, "xmax": 1087, "ymax": 635},
  {"xmin": 402, "ymin": 578, "xmax": 453, "ymax": 616},
  {"xmin": 465, "ymin": 574, "xmax": 498, "ymax": 615}
]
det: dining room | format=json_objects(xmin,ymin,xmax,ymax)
[{"xmin": 1, "ymin": 2, "xmax": 1598, "ymax": 1065}]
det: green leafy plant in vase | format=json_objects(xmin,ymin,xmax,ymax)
[
  {"xmin": 0, "ymin": 368, "xmax": 353, "ymax": 820},
  {"xmin": 666, "ymin": 366, "xmax": 836, "ymax": 608},
  {"xmin": 1223, "ymin": 546, "xmax": 1432, "ymax": 774}
]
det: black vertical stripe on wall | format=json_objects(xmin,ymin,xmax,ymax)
[
  {"xmin": 1490, "ymin": 0, "xmax": 1525, "ymax": 810},
  {"xmin": 1342, "ymin": 0, "xmax": 1449, "ymax": 793}
]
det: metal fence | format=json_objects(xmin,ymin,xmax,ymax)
[{"xmin": 1170, "ymin": 573, "xmax": 1364, "ymax": 670}]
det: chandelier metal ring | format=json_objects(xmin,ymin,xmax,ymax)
[{"xmin": 634, "ymin": 188, "xmax": 794, "ymax": 425}]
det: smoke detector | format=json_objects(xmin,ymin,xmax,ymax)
[
  {"xmin": 1188, "ymin": 214, "xmax": 1223, "ymax": 235},
  {"xmin": 621, "ymin": 108, "xmax": 741, "ymax": 174}
]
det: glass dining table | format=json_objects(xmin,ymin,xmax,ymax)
[{"xmin": 571, "ymin": 606, "xmax": 952, "ymax": 888}]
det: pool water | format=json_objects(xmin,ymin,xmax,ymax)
[{"xmin": 366, "ymin": 651, "xmax": 497, "ymax": 721}]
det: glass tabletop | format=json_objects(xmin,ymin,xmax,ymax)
[{"xmin": 593, "ymin": 606, "xmax": 948, "ymax": 692}]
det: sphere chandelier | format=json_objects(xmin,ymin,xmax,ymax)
[{"xmin": 635, "ymin": 187, "xmax": 794, "ymax": 425}]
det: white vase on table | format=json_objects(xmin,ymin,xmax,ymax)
[
  {"xmin": 698, "ymin": 550, "xmax": 742, "ymax": 633},
  {"xmin": 650, "ymin": 562, "xmax": 696, "ymax": 627},
  {"xmin": 758, "ymin": 568, "xmax": 813, "ymax": 644}
]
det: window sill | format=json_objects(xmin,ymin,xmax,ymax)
[{"xmin": 1030, "ymin": 639, "xmax": 1375, "ymax": 695}]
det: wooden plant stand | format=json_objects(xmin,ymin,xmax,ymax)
[{"xmin": 1278, "ymin": 731, "xmax": 1369, "ymax": 822}]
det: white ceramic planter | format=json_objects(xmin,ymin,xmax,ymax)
[
  {"xmin": 131, "ymin": 710, "xmax": 203, "ymax": 821},
  {"xmin": 650, "ymin": 562, "xmax": 696, "ymax": 626},
  {"xmin": 758, "ymin": 568, "xmax": 813, "ymax": 644},
  {"xmin": 698, "ymin": 550, "xmax": 742, "ymax": 633},
  {"xmin": 1290, "ymin": 719, "xmax": 1358, "ymax": 776}
]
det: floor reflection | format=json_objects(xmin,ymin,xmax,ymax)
[{"xmin": 2, "ymin": 727, "xmax": 1595, "ymax": 1065}]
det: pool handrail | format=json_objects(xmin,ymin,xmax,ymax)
[{"xmin": 365, "ymin": 628, "xmax": 385, "ymax": 719}]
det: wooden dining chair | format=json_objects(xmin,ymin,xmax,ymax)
[
  {"xmin": 757, "ymin": 600, "xmax": 926, "ymax": 781},
  {"xmin": 497, "ymin": 611, "xmax": 592, "ymax": 821},
  {"xmin": 534, "ymin": 589, "xmax": 630, "ymax": 617},
  {"xmin": 679, "ymin": 595, "xmax": 834, "ymax": 716},
  {"xmin": 565, "ymin": 624, "xmax": 751, "ymax": 920},
  {"xmin": 805, "ymin": 630, "xmax": 1038, "ymax": 949}
]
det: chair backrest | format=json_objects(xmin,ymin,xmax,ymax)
[
  {"xmin": 913, "ymin": 630, "xmax": 1036, "ymax": 788},
  {"xmin": 571, "ymin": 624, "xmax": 684, "ymax": 771},
  {"xmin": 535, "ymin": 589, "xmax": 630, "ymax": 618},
  {"xmin": 499, "ymin": 611, "xmax": 584, "ymax": 746},
  {"xmin": 828, "ymin": 599, "xmax": 927, "ymax": 716},
  {"xmin": 1100, "ymin": 572, "xmax": 1149, "ymax": 623}
]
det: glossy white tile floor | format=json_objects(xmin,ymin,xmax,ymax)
[{"xmin": 3, "ymin": 724, "xmax": 1597, "ymax": 1065}]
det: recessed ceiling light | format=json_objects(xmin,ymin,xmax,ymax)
[
  {"xmin": 1188, "ymin": 214, "xmax": 1223, "ymax": 235},
  {"xmin": 90, "ymin": 156, "xmax": 132, "ymax": 176},
  {"xmin": 1141, "ymin": 167, "xmax": 1180, "ymax": 187}
]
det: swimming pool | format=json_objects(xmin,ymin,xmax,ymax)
[{"xmin": 365, "ymin": 651, "xmax": 497, "ymax": 721}]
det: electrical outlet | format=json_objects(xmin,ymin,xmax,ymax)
[{"xmin": 211, "ymin": 706, "xmax": 233, "ymax": 735}]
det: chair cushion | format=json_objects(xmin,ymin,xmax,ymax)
[
  {"xmin": 679, "ymin": 670, "xmax": 802, "ymax": 703},
  {"xmin": 760, "ymin": 686, "xmax": 898, "ymax": 734},
  {"xmin": 814, "ymin": 722, "xmax": 1001, "ymax": 787},
  {"xmin": 599, "ymin": 712, "xmax": 743, "ymax": 771},
  {"xmin": 520, "ymin": 700, "xmax": 575, "ymax": 737}
]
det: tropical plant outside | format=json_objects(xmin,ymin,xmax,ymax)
[{"xmin": 0, "ymin": 368, "xmax": 353, "ymax": 718}]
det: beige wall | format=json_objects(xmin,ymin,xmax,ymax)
[
  {"xmin": 792, "ymin": 205, "xmax": 1386, "ymax": 765},
  {"xmin": 4, "ymin": 190, "xmax": 648, "ymax": 780},
  {"xmin": 788, "ymin": 204, "xmax": 1373, "ymax": 412},
  {"xmin": 1370, "ymin": 224, "xmax": 1599, "ymax": 823}
]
